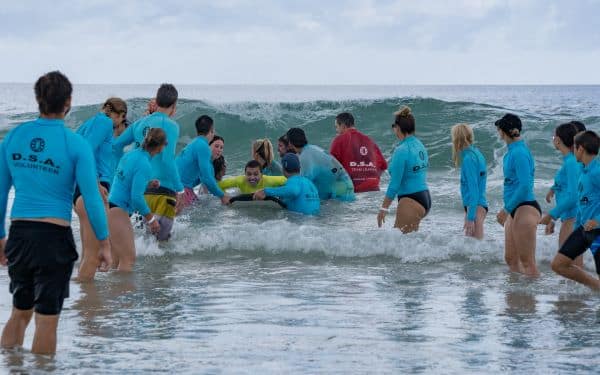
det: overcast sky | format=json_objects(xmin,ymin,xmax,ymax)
[{"xmin": 1, "ymin": 0, "xmax": 599, "ymax": 84}]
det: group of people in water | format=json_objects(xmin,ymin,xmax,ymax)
[{"xmin": 0, "ymin": 71, "xmax": 598, "ymax": 355}]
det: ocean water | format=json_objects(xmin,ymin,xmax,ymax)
[{"xmin": 0, "ymin": 84, "xmax": 599, "ymax": 373}]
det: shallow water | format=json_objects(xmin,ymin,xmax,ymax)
[{"xmin": 0, "ymin": 84, "xmax": 599, "ymax": 373}]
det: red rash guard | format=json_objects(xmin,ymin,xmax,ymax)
[{"xmin": 330, "ymin": 128, "xmax": 387, "ymax": 192}]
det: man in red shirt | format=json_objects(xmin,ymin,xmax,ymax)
[{"xmin": 330, "ymin": 112, "xmax": 387, "ymax": 192}]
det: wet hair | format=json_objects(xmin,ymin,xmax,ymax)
[
  {"xmin": 210, "ymin": 135, "xmax": 224, "ymax": 146},
  {"xmin": 495, "ymin": 113, "xmax": 522, "ymax": 138},
  {"xmin": 102, "ymin": 97, "xmax": 127, "ymax": 116},
  {"xmin": 34, "ymin": 71, "xmax": 72, "ymax": 115},
  {"xmin": 278, "ymin": 134, "xmax": 289, "ymax": 147},
  {"xmin": 142, "ymin": 128, "xmax": 167, "ymax": 151},
  {"xmin": 156, "ymin": 83, "xmax": 178, "ymax": 108},
  {"xmin": 286, "ymin": 128, "xmax": 308, "ymax": 148},
  {"xmin": 451, "ymin": 123, "xmax": 474, "ymax": 167},
  {"xmin": 574, "ymin": 130, "xmax": 600, "ymax": 155},
  {"xmin": 555, "ymin": 122, "xmax": 578, "ymax": 148},
  {"xmin": 570, "ymin": 120, "xmax": 586, "ymax": 133},
  {"xmin": 245, "ymin": 159, "xmax": 262, "ymax": 172},
  {"xmin": 213, "ymin": 156, "xmax": 226, "ymax": 180},
  {"xmin": 195, "ymin": 115, "xmax": 214, "ymax": 135},
  {"xmin": 336, "ymin": 112, "xmax": 355, "ymax": 127},
  {"xmin": 392, "ymin": 106, "xmax": 415, "ymax": 134},
  {"xmin": 252, "ymin": 139, "xmax": 275, "ymax": 168}
]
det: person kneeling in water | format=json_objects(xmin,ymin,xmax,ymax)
[
  {"xmin": 108, "ymin": 129, "xmax": 166, "ymax": 272},
  {"xmin": 253, "ymin": 153, "xmax": 320, "ymax": 215},
  {"xmin": 219, "ymin": 160, "xmax": 286, "ymax": 194}
]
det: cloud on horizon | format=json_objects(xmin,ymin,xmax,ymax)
[{"xmin": 1, "ymin": 0, "xmax": 599, "ymax": 84}]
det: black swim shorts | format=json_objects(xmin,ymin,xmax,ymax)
[
  {"xmin": 510, "ymin": 200, "xmax": 541, "ymax": 218},
  {"xmin": 4, "ymin": 221, "xmax": 78, "ymax": 315},
  {"xmin": 73, "ymin": 181, "xmax": 110, "ymax": 205},
  {"xmin": 558, "ymin": 226, "xmax": 600, "ymax": 274},
  {"xmin": 398, "ymin": 190, "xmax": 432, "ymax": 215}
]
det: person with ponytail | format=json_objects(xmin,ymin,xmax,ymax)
[
  {"xmin": 495, "ymin": 113, "xmax": 541, "ymax": 277},
  {"xmin": 108, "ymin": 128, "xmax": 166, "ymax": 272},
  {"xmin": 540, "ymin": 122, "xmax": 583, "ymax": 265},
  {"xmin": 377, "ymin": 106, "xmax": 431, "ymax": 233},
  {"xmin": 74, "ymin": 97, "xmax": 127, "ymax": 281},
  {"xmin": 451, "ymin": 124, "xmax": 488, "ymax": 239},
  {"xmin": 0, "ymin": 71, "xmax": 110, "ymax": 354},
  {"xmin": 252, "ymin": 138, "xmax": 283, "ymax": 176}
]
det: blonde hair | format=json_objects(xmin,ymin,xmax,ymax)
[
  {"xmin": 451, "ymin": 123, "xmax": 474, "ymax": 167},
  {"xmin": 102, "ymin": 97, "xmax": 127, "ymax": 116},
  {"xmin": 252, "ymin": 139, "xmax": 275, "ymax": 168}
]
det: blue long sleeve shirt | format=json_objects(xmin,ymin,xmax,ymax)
[
  {"xmin": 460, "ymin": 145, "xmax": 488, "ymax": 222},
  {"xmin": 502, "ymin": 140, "xmax": 536, "ymax": 213},
  {"xmin": 575, "ymin": 158, "xmax": 600, "ymax": 229},
  {"xmin": 109, "ymin": 148, "xmax": 153, "ymax": 215},
  {"xmin": 264, "ymin": 175, "xmax": 320, "ymax": 215},
  {"xmin": 0, "ymin": 118, "xmax": 108, "ymax": 240},
  {"xmin": 549, "ymin": 152, "xmax": 581, "ymax": 221},
  {"xmin": 298, "ymin": 144, "xmax": 355, "ymax": 201},
  {"xmin": 113, "ymin": 112, "xmax": 183, "ymax": 192},
  {"xmin": 76, "ymin": 112, "xmax": 114, "ymax": 184},
  {"xmin": 176, "ymin": 136, "xmax": 224, "ymax": 198},
  {"xmin": 385, "ymin": 135, "xmax": 429, "ymax": 200}
]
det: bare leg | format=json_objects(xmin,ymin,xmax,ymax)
[
  {"xmin": 394, "ymin": 198, "xmax": 426, "ymax": 234},
  {"xmin": 1, "ymin": 308, "xmax": 33, "ymax": 348},
  {"xmin": 558, "ymin": 219, "xmax": 581, "ymax": 267},
  {"xmin": 473, "ymin": 206, "xmax": 487, "ymax": 240},
  {"xmin": 512, "ymin": 205, "xmax": 541, "ymax": 277},
  {"xmin": 504, "ymin": 216, "xmax": 523, "ymax": 273},
  {"xmin": 551, "ymin": 253, "xmax": 600, "ymax": 290},
  {"xmin": 109, "ymin": 208, "xmax": 136, "ymax": 272},
  {"xmin": 31, "ymin": 313, "xmax": 60, "ymax": 355}
]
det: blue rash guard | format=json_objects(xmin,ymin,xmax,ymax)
[
  {"xmin": 502, "ymin": 140, "xmax": 536, "ymax": 213},
  {"xmin": 262, "ymin": 160, "xmax": 283, "ymax": 176},
  {"xmin": 109, "ymin": 148, "xmax": 153, "ymax": 215},
  {"xmin": 264, "ymin": 175, "xmax": 320, "ymax": 215},
  {"xmin": 385, "ymin": 135, "xmax": 429, "ymax": 200},
  {"xmin": 0, "ymin": 118, "xmax": 108, "ymax": 240},
  {"xmin": 575, "ymin": 158, "xmax": 600, "ymax": 230},
  {"xmin": 460, "ymin": 145, "xmax": 488, "ymax": 222},
  {"xmin": 76, "ymin": 112, "xmax": 114, "ymax": 184},
  {"xmin": 298, "ymin": 144, "xmax": 355, "ymax": 201},
  {"xmin": 549, "ymin": 152, "xmax": 581, "ymax": 221},
  {"xmin": 113, "ymin": 112, "xmax": 183, "ymax": 192},
  {"xmin": 176, "ymin": 137, "xmax": 224, "ymax": 198}
]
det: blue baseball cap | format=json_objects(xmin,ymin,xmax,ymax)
[{"xmin": 281, "ymin": 152, "xmax": 300, "ymax": 173}]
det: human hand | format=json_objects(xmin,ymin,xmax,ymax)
[
  {"xmin": 221, "ymin": 195, "xmax": 231, "ymax": 205},
  {"xmin": 253, "ymin": 190, "xmax": 266, "ymax": 201},
  {"xmin": 584, "ymin": 220, "xmax": 599, "ymax": 231},
  {"xmin": 148, "ymin": 179, "xmax": 160, "ymax": 189},
  {"xmin": 377, "ymin": 210, "xmax": 387, "ymax": 228},
  {"xmin": 545, "ymin": 189, "xmax": 554, "ymax": 203},
  {"xmin": 464, "ymin": 220, "xmax": 475, "ymax": 237},
  {"xmin": 98, "ymin": 239, "xmax": 112, "ymax": 272},
  {"xmin": 496, "ymin": 210, "xmax": 508, "ymax": 226}
]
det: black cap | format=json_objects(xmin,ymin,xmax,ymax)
[{"xmin": 495, "ymin": 113, "xmax": 522, "ymax": 138}]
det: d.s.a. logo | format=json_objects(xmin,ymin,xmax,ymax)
[{"xmin": 30, "ymin": 138, "xmax": 45, "ymax": 152}]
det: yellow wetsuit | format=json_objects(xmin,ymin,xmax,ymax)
[{"xmin": 218, "ymin": 175, "xmax": 287, "ymax": 194}]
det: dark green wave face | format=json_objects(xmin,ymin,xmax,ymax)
[{"xmin": 3, "ymin": 94, "xmax": 598, "ymax": 180}]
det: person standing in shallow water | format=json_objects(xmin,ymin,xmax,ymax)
[
  {"xmin": 0, "ymin": 71, "xmax": 111, "ymax": 354},
  {"xmin": 540, "ymin": 122, "xmax": 582, "ymax": 266},
  {"xmin": 451, "ymin": 123, "xmax": 488, "ymax": 239},
  {"xmin": 330, "ymin": 112, "xmax": 387, "ymax": 193},
  {"xmin": 551, "ymin": 131, "xmax": 600, "ymax": 290},
  {"xmin": 495, "ymin": 113, "xmax": 541, "ymax": 277},
  {"xmin": 377, "ymin": 106, "xmax": 431, "ymax": 233}
]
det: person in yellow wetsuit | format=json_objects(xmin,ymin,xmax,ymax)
[{"xmin": 218, "ymin": 160, "xmax": 286, "ymax": 194}]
